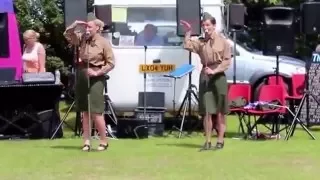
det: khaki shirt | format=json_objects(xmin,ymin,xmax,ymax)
[
  {"xmin": 63, "ymin": 23, "xmax": 115, "ymax": 73},
  {"xmin": 183, "ymin": 32, "xmax": 232, "ymax": 74}
]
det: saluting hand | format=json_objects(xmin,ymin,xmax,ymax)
[
  {"xmin": 75, "ymin": 20, "xmax": 87, "ymax": 25},
  {"xmin": 87, "ymin": 68, "xmax": 97, "ymax": 77}
]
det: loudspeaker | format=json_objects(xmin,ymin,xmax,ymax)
[
  {"xmin": 0, "ymin": 13, "xmax": 9, "ymax": 58},
  {"xmin": 228, "ymin": 3, "xmax": 245, "ymax": 30},
  {"xmin": 138, "ymin": 92, "xmax": 165, "ymax": 109},
  {"xmin": 64, "ymin": 0, "xmax": 87, "ymax": 28},
  {"xmin": 301, "ymin": 2, "xmax": 320, "ymax": 34},
  {"xmin": 176, "ymin": 0, "xmax": 201, "ymax": 37},
  {"xmin": 262, "ymin": 7, "xmax": 295, "ymax": 56},
  {"xmin": 116, "ymin": 119, "xmax": 148, "ymax": 139},
  {"xmin": 94, "ymin": 5, "xmax": 112, "ymax": 26}
]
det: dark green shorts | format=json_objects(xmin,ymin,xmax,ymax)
[
  {"xmin": 198, "ymin": 72, "xmax": 229, "ymax": 115},
  {"xmin": 75, "ymin": 68, "xmax": 105, "ymax": 114}
]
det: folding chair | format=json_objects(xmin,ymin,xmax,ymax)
[
  {"xmin": 284, "ymin": 74, "xmax": 315, "ymax": 140},
  {"xmin": 228, "ymin": 84, "xmax": 251, "ymax": 135},
  {"xmin": 246, "ymin": 85, "xmax": 286, "ymax": 139},
  {"xmin": 268, "ymin": 75, "xmax": 289, "ymax": 97},
  {"xmin": 286, "ymin": 74, "xmax": 304, "ymax": 100}
]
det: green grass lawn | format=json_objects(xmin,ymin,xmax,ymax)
[{"xmin": 1, "ymin": 102, "xmax": 320, "ymax": 180}]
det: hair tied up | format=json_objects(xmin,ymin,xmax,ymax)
[{"xmin": 35, "ymin": 32, "xmax": 40, "ymax": 39}]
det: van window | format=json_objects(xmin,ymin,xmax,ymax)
[
  {"xmin": 111, "ymin": 7, "xmax": 183, "ymax": 47},
  {"xmin": 0, "ymin": 13, "xmax": 9, "ymax": 57}
]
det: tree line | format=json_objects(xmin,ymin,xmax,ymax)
[{"xmin": 14, "ymin": 0, "xmax": 319, "ymax": 77}]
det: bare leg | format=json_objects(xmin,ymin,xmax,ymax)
[
  {"xmin": 204, "ymin": 113, "xmax": 212, "ymax": 143},
  {"xmin": 81, "ymin": 112, "xmax": 90, "ymax": 151},
  {"xmin": 200, "ymin": 113, "xmax": 213, "ymax": 151},
  {"xmin": 93, "ymin": 113, "xmax": 108, "ymax": 151},
  {"xmin": 82, "ymin": 112, "xmax": 90, "ymax": 145},
  {"xmin": 217, "ymin": 113, "xmax": 226, "ymax": 143}
]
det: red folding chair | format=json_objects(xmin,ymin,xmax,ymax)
[
  {"xmin": 268, "ymin": 75, "xmax": 289, "ymax": 97},
  {"xmin": 287, "ymin": 74, "xmax": 305, "ymax": 100},
  {"xmin": 228, "ymin": 84, "xmax": 251, "ymax": 135},
  {"xmin": 246, "ymin": 85, "xmax": 286, "ymax": 138}
]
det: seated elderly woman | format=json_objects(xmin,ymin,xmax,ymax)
[{"xmin": 22, "ymin": 30, "xmax": 46, "ymax": 73}]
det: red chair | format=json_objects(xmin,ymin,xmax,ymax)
[
  {"xmin": 267, "ymin": 75, "xmax": 285, "ymax": 85},
  {"xmin": 228, "ymin": 84, "xmax": 251, "ymax": 134},
  {"xmin": 268, "ymin": 75, "xmax": 289, "ymax": 97},
  {"xmin": 287, "ymin": 74, "xmax": 305, "ymax": 99},
  {"xmin": 246, "ymin": 85, "xmax": 286, "ymax": 138}
]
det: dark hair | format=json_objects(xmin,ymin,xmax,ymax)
[
  {"xmin": 202, "ymin": 17, "xmax": 216, "ymax": 25},
  {"xmin": 144, "ymin": 24, "xmax": 158, "ymax": 33}
]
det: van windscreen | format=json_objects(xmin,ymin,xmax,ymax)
[{"xmin": 0, "ymin": 13, "xmax": 9, "ymax": 58}]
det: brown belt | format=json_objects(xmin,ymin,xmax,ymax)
[{"xmin": 77, "ymin": 62, "xmax": 102, "ymax": 70}]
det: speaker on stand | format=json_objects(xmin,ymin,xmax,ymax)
[
  {"xmin": 62, "ymin": 0, "xmax": 88, "ymax": 137},
  {"xmin": 296, "ymin": 1, "xmax": 320, "ymax": 130},
  {"xmin": 227, "ymin": 3, "xmax": 245, "ymax": 84},
  {"xmin": 261, "ymin": 7, "xmax": 295, "ymax": 84},
  {"xmin": 175, "ymin": 0, "xmax": 201, "ymax": 137},
  {"xmin": 301, "ymin": 2, "xmax": 320, "ymax": 35}
]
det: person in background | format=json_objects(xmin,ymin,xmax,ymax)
[
  {"xmin": 64, "ymin": 14, "xmax": 115, "ymax": 152},
  {"xmin": 180, "ymin": 13, "xmax": 231, "ymax": 151},
  {"xmin": 135, "ymin": 24, "xmax": 164, "ymax": 46},
  {"xmin": 22, "ymin": 30, "xmax": 46, "ymax": 73}
]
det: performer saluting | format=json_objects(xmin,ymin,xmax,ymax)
[
  {"xmin": 64, "ymin": 15, "xmax": 115, "ymax": 151},
  {"xmin": 180, "ymin": 13, "xmax": 231, "ymax": 150}
]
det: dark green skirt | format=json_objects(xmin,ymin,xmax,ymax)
[
  {"xmin": 75, "ymin": 68, "xmax": 105, "ymax": 114},
  {"xmin": 198, "ymin": 72, "xmax": 229, "ymax": 115}
]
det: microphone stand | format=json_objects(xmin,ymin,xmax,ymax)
[
  {"xmin": 232, "ymin": 30, "xmax": 237, "ymax": 84},
  {"xmin": 143, "ymin": 45, "xmax": 147, "ymax": 121},
  {"xmin": 86, "ymin": 39, "xmax": 93, "ymax": 142}
]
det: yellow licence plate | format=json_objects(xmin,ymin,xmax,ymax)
[{"xmin": 139, "ymin": 64, "xmax": 176, "ymax": 73}]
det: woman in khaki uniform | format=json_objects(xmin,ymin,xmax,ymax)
[
  {"xmin": 64, "ymin": 17, "xmax": 115, "ymax": 151},
  {"xmin": 180, "ymin": 15, "xmax": 231, "ymax": 150}
]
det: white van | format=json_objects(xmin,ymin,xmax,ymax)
[{"xmin": 94, "ymin": 0, "xmax": 306, "ymax": 112}]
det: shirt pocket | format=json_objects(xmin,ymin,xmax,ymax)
[{"xmin": 212, "ymin": 44, "xmax": 224, "ymax": 63}]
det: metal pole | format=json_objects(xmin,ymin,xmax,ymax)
[
  {"xmin": 233, "ymin": 30, "xmax": 237, "ymax": 84},
  {"xmin": 188, "ymin": 51, "xmax": 192, "ymax": 118},
  {"xmin": 143, "ymin": 46, "xmax": 147, "ymax": 121}
]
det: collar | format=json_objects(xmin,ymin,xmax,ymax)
[
  {"xmin": 204, "ymin": 32, "xmax": 217, "ymax": 41},
  {"xmin": 91, "ymin": 34, "xmax": 99, "ymax": 41}
]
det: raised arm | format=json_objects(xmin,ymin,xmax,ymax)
[
  {"xmin": 63, "ymin": 21, "xmax": 87, "ymax": 45},
  {"xmin": 97, "ymin": 39, "xmax": 115, "ymax": 76},
  {"xmin": 180, "ymin": 20, "xmax": 200, "ymax": 53},
  {"xmin": 183, "ymin": 31, "xmax": 200, "ymax": 53},
  {"xmin": 212, "ymin": 39, "xmax": 232, "ymax": 74}
]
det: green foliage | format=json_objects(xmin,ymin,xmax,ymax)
[
  {"xmin": 15, "ymin": 0, "xmax": 69, "ymax": 75},
  {"xmin": 46, "ymin": 56, "xmax": 68, "ymax": 75}
]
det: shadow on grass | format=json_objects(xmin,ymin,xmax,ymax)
[
  {"xmin": 50, "ymin": 145, "xmax": 80, "ymax": 150},
  {"xmin": 157, "ymin": 143, "xmax": 201, "ymax": 148}
]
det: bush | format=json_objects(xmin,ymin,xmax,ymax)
[{"xmin": 46, "ymin": 56, "xmax": 69, "ymax": 76}]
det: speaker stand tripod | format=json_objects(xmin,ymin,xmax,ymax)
[
  {"xmin": 50, "ymin": 45, "xmax": 81, "ymax": 139},
  {"xmin": 175, "ymin": 52, "xmax": 200, "ymax": 138},
  {"xmin": 284, "ymin": 52, "xmax": 316, "ymax": 141},
  {"xmin": 284, "ymin": 90, "xmax": 316, "ymax": 140}
]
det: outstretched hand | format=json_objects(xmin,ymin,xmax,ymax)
[{"xmin": 180, "ymin": 20, "xmax": 192, "ymax": 32}]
